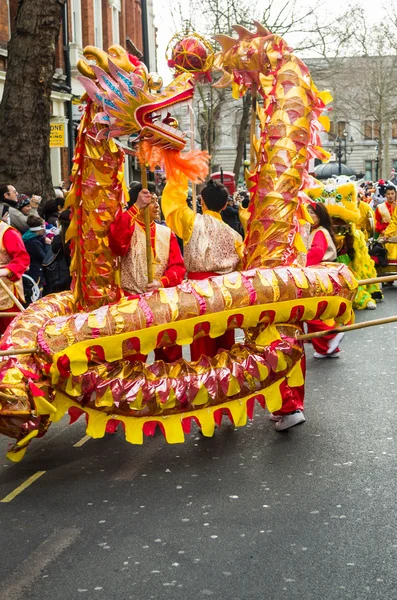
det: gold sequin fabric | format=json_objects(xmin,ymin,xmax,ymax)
[
  {"xmin": 38, "ymin": 263, "xmax": 356, "ymax": 358},
  {"xmin": 184, "ymin": 213, "xmax": 242, "ymax": 274},
  {"xmin": 54, "ymin": 324, "xmax": 303, "ymax": 416},
  {"xmin": 121, "ymin": 224, "xmax": 171, "ymax": 294},
  {"xmin": 213, "ymin": 29, "xmax": 332, "ymax": 270}
]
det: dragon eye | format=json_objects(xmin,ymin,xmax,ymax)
[{"xmin": 163, "ymin": 113, "xmax": 179, "ymax": 128}]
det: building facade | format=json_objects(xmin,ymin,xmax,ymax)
[
  {"xmin": 0, "ymin": 0, "xmax": 156, "ymax": 187},
  {"xmin": 305, "ymin": 56, "xmax": 397, "ymax": 181}
]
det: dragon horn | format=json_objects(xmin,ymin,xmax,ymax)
[
  {"xmin": 108, "ymin": 45, "xmax": 134, "ymax": 73},
  {"xmin": 232, "ymin": 25, "xmax": 255, "ymax": 40},
  {"xmin": 213, "ymin": 34, "xmax": 236, "ymax": 52},
  {"xmin": 82, "ymin": 46, "xmax": 110, "ymax": 73},
  {"xmin": 77, "ymin": 59, "xmax": 96, "ymax": 80},
  {"xmin": 253, "ymin": 21, "xmax": 271, "ymax": 36}
]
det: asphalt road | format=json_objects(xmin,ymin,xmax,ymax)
[{"xmin": 0, "ymin": 284, "xmax": 396, "ymax": 600}]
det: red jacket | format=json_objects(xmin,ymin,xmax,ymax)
[{"xmin": 108, "ymin": 205, "xmax": 185, "ymax": 288}]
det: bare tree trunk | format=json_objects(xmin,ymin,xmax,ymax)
[
  {"xmin": 0, "ymin": 0, "xmax": 63, "ymax": 198},
  {"xmin": 383, "ymin": 121, "xmax": 390, "ymax": 180},
  {"xmin": 233, "ymin": 93, "xmax": 250, "ymax": 184}
]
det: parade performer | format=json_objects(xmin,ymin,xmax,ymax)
[
  {"xmin": 108, "ymin": 185, "xmax": 185, "ymax": 362},
  {"xmin": 304, "ymin": 202, "xmax": 344, "ymax": 358},
  {"xmin": 306, "ymin": 182, "xmax": 382, "ymax": 309},
  {"xmin": 0, "ymin": 209, "xmax": 30, "ymax": 333},
  {"xmin": 374, "ymin": 184, "xmax": 396, "ymax": 236},
  {"xmin": 370, "ymin": 180, "xmax": 388, "ymax": 211},
  {"xmin": 306, "ymin": 203, "xmax": 337, "ymax": 266},
  {"xmin": 357, "ymin": 189, "xmax": 375, "ymax": 242},
  {"xmin": 161, "ymin": 174, "xmax": 242, "ymax": 360},
  {"xmin": 380, "ymin": 203, "xmax": 397, "ymax": 275},
  {"xmin": 109, "ymin": 187, "xmax": 185, "ymax": 296},
  {"xmin": 0, "ymin": 33, "xmax": 359, "ymax": 460}
]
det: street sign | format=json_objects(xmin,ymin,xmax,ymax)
[{"xmin": 50, "ymin": 122, "xmax": 66, "ymax": 148}]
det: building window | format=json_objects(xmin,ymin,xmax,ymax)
[
  {"xmin": 392, "ymin": 121, "xmax": 397, "ymax": 140},
  {"xmin": 365, "ymin": 160, "xmax": 374, "ymax": 180},
  {"xmin": 336, "ymin": 121, "xmax": 346, "ymax": 137},
  {"xmin": 93, "ymin": 0, "xmax": 103, "ymax": 48},
  {"xmin": 71, "ymin": 0, "xmax": 83, "ymax": 46},
  {"xmin": 328, "ymin": 121, "xmax": 347, "ymax": 141},
  {"xmin": 363, "ymin": 120, "xmax": 380, "ymax": 140},
  {"xmin": 110, "ymin": 0, "xmax": 121, "ymax": 45}
]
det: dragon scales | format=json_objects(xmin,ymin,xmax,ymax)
[
  {"xmin": 0, "ymin": 30, "xmax": 356, "ymax": 461},
  {"xmin": 213, "ymin": 24, "xmax": 332, "ymax": 269}
]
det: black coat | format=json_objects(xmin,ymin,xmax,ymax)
[
  {"xmin": 23, "ymin": 235, "xmax": 46, "ymax": 284},
  {"xmin": 221, "ymin": 204, "xmax": 242, "ymax": 235},
  {"xmin": 43, "ymin": 234, "xmax": 71, "ymax": 295}
]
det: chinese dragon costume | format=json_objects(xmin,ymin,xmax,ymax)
[{"xmin": 0, "ymin": 25, "xmax": 357, "ymax": 462}]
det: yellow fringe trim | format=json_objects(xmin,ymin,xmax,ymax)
[
  {"xmin": 6, "ymin": 358, "xmax": 306, "ymax": 462},
  {"xmin": 49, "ymin": 378, "xmax": 289, "ymax": 445}
]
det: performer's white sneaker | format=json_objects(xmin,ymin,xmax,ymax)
[
  {"xmin": 327, "ymin": 332, "xmax": 345, "ymax": 355},
  {"xmin": 274, "ymin": 411, "xmax": 306, "ymax": 431},
  {"xmin": 366, "ymin": 301, "xmax": 377, "ymax": 310},
  {"xmin": 269, "ymin": 413, "xmax": 282, "ymax": 422},
  {"xmin": 313, "ymin": 350, "xmax": 341, "ymax": 359}
]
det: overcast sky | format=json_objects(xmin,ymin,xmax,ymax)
[{"xmin": 152, "ymin": 0, "xmax": 394, "ymax": 82}]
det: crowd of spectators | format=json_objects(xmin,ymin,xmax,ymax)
[{"xmin": 0, "ymin": 183, "xmax": 71, "ymax": 306}]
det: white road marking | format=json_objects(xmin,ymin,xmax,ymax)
[{"xmin": 112, "ymin": 437, "xmax": 163, "ymax": 481}]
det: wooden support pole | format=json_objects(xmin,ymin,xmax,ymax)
[
  {"xmin": 0, "ymin": 347, "xmax": 38, "ymax": 357},
  {"xmin": 357, "ymin": 274, "xmax": 397, "ymax": 286},
  {"xmin": 0, "ymin": 312, "xmax": 20, "ymax": 318},
  {"xmin": 0, "ymin": 278, "xmax": 25, "ymax": 312},
  {"xmin": 249, "ymin": 84, "xmax": 257, "ymax": 171},
  {"xmin": 297, "ymin": 315, "xmax": 397, "ymax": 341},
  {"xmin": 189, "ymin": 103, "xmax": 197, "ymax": 213},
  {"xmin": 141, "ymin": 165, "xmax": 153, "ymax": 284}
]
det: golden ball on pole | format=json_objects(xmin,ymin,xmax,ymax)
[{"xmin": 166, "ymin": 31, "xmax": 214, "ymax": 76}]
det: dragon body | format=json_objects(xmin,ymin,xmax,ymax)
[{"xmin": 0, "ymin": 30, "xmax": 357, "ymax": 461}]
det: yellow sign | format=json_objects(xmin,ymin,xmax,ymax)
[{"xmin": 50, "ymin": 122, "xmax": 66, "ymax": 148}]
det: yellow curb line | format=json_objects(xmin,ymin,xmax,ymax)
[
  {"xmin": 73, "ymin": 435, "xmax": 91, "ymax": 448},
  {"xmin": 1, "ymin": 471, "xmax": 46, "ymax": 503}
]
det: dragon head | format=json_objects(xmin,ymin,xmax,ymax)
[{"xmin": 77, "ymin": 45, "xmax": 194, "ymax": 150}]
